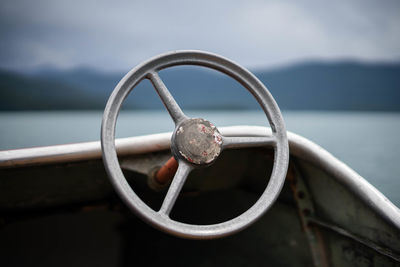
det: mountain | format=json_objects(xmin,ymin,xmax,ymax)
[
  {"xmin": 256, "ymin": 62, "xmax": 400, "ymax": 110},
  {"xmin": 1, "ymin": 61, "xmax": 399, "ymax": 111},
  {"xmin": 0, "ymin": 70, "xmax": 99, "ymax": 110}
]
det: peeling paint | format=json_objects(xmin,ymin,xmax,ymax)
[
  {"xmin": 179, "ymin": 150, "xmax": 194, "ymax": 163},
  {"xmin": 213, "ymin": 133, "xmax": 222, "ymax": 145},
  {"xmin": 177, "ymin": 126, "xmax": 184, "ymax": 135},
  {"xmin": 173, "ymin": 118, "xmax": 222, "ymax": 165}
]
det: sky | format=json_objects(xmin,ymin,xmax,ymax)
[{"xmin": 0, "ymin": 0, "xmax": 399, "ymax": 72}]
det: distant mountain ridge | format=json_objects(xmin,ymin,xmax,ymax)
[{"xmin": 1, "ymin": 61, "xmax": 399, "ymax": 111}]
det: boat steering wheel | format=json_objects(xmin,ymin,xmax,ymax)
[{"xmin": 101, "ymin": 50, "xmax": 289, "ymax": 239}]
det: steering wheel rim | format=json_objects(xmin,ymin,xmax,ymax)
[{"xmin": 101, "ymin": 50, "xmax": 289, "ymax": 239}]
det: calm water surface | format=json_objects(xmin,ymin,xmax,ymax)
[{"xmin": 1, "ymin": 110, "xmax": 399, "ymax": 206}]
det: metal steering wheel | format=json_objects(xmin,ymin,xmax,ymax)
[{"xmin": 101, "ymin": 50, "xmax": 289, "ymax": 239}]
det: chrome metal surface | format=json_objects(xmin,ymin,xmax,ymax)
[{"xmin": 100, "ymin": 50, "xmax": 289, "ymax": 239}]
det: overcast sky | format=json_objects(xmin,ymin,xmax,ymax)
[{"xmin": 0, "ymin": 0, "xmax": 399, "ymax": 72}]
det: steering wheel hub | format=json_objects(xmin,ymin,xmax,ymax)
[
  {"xmin": 172, "ymin": 118, "xmax": 222, "ymax": 165},
  {"xmin": 101, "ymin": 50, "xmax": 289, "ymax": 239}
]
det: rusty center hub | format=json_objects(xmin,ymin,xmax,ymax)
[{"xmin": 172, "ymin": 118, "xmax": 222, "ymax": 165}]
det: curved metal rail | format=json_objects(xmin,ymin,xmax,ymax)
[{"xmin": 0, "ymin": 125, "xmax": 399, "ymax": 230}]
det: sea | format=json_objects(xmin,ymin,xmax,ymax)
[{"xmin": 0, "ymin": 110, "xmax": 399, "ymax": 206}]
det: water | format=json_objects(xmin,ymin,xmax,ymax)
[{"xmin": 1, "ymin": 110, "xmax": 399, "ymax": 206}]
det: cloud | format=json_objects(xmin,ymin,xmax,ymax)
[{"xmin": 0, "ymin": 0, "xmax": 399, "ymax": 71}]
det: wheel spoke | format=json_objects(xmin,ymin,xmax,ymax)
[
  {"xmin": 147, "ymin": 71, "xmax": 187, "ymax": 124},
  {"xmin": 158, "ymin": 161, "xmax": 192, "ymax": 216},
  {"xmin": 221, "ymin": 135, "xmax": 276, "ymax": 150}
]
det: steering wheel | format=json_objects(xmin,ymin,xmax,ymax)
[{"xmin": 101, "ymin": 50, "xmax": 289, "ymax": 239}]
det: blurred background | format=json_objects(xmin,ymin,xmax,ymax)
[{"xmin": 0, "ymin": 0, "xmax": 399, "ymax": 265}]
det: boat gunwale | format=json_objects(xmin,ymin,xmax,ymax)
[{"xmin": 0, "ymin": 125, "xmax": 399, "ymax": 230}]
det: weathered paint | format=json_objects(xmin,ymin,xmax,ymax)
[{"xmin": 173, "ymin": 118, "xmax": 222, "ymax": 165}]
